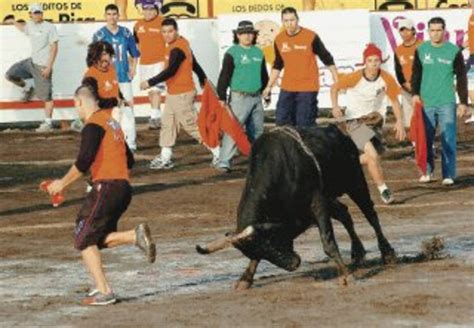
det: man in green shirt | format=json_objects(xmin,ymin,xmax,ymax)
[
  {"xmin": 412, "ymin": 16, "xmax": 468, "ymax": 185},
  {"xmin": 216, "ymin": 21, "xmax": 269, "ymax": 172}
]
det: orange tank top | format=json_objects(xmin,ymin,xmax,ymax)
[
  {"xmin": 165, "ymin": 36, "xmax": 195, "ymax": 95},
  {"xmin": 274, "ymin": 27, "xmax": 319, "ymax": 92},
  {"xmin": 87, "ymin": 110, "xmax": 129, "ymax": 182},
  {"xmin": 83, "ymin": 66, "xmax": 120, "ymax": 109},
  {"xmin": 134, "ymin": 16, "xmax": 166, "ymax": 65}
]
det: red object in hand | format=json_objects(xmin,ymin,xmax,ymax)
[{"xmin": 39, "ymin": 180, "xmax": 65, "ymax": 207}]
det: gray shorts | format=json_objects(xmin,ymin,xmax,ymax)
[
  {"xmin": 346, "ymin": 120, "xmax": 385, "ymax": 154},
  {"xmin": 6, "ymin": 58, "xmax": 53, "ymax": 101}
]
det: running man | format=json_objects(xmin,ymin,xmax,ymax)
[
  {"xmin": 93, "ymin": 3, "xmax": 140, "ymax": 152},
  {"xmin": 140, "ymin": 18, "xmax": 220, "ymax": 169},
  {"xmin": 47, "ymin": 85, "xmax": 156, "ymax": 306},
  {"xmin": 134, "ymin": 0, "xmax": 166, "ymax": 129},
  {"xmin": 331, "ymin": 44, "xmax": 406, "ymax": 204}
]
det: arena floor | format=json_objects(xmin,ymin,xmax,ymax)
[{"xmin": 0, "ymin": 121, "xmax": 473, "ymax": 327}]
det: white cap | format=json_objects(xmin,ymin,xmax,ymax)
[
  {"xmin": 29, "ymin": 3, "xmax": 43, "ymax": 13},
  {"xmin": 398, "ymin": 18, "xmax": 414, "ymax": 30}
]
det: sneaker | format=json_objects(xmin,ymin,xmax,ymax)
[
  {"xmin": 22, "ymin": 86, "xmax": 35, "ymax": 102},
  {"xmin": 215, "ymin": 165, "xmax": 231, "ymax": 173},
  {"xmin": 82, "ymin": 291, "xmax": 117, "ymax": 306},
  {"xmin": 35, "ymin": 121, "xmax": 53, "ymax": 132},
  {"xmin": 465, "ymin": 116, "xmax": 474, "ymax": 124},
  {"xmin": 211, "ymin": 155, "xmax": 220, "ymax": 167},
  {"xmin": 148, "ymin": 118, "xmax": 161, "ymax": 130},
  {"xmin": 135, "ymin": 223, "xmax": 156, "ymax": 263},
  {"xmin": 442, "ymin": 178, "xmax": 454, "ymax": 186},
  {"xmin": 87, "ymin": 289, "xmax": 99, "ymax": 297},
  {"xmin": 149, "ymin": 156, "xmax": 174, "ymax": 170},
  {"xmin": 419, "ymin": 173, "xmax": 433, "ymax": 183},
  {"xmin": 70, "ymin": 119, "xmax": 84, "ymax": 133},
  {"xmin": 380, "ymin": 188, "xmax": 394, "ymax": 204}
]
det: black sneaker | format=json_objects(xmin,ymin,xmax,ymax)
[{"xmin": 380, "ymin": 188, "xmax": 394, "ymax": 204}]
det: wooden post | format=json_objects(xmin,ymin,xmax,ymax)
[{"xmin": 207, "ymin": 0, "xmax": 214, "ymax": 18}]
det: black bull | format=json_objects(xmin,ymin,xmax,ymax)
[{"xmin": 197, "ymin": 125, "xmax": 396, "ymax": 289}]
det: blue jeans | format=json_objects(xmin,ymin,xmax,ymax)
[
  {"xmin": 276, "ymin": 90, "xmax": 318, "ymax": 127},
  {"xmin": 218, "ymin": 92, "xmax": 264, "ymax": 168},
  {"xmin": 423, "ymin": 103, "xmax": 457, "ymax": 179}
]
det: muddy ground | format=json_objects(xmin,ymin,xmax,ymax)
[{"xmin": 0, "ymin": 120, "xmax": 473, "ymax": 327}]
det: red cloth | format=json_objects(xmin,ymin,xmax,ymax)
[
  {"xmin": 198, "ymin": 81, "xmax": 251, "ymax": 156},
  {"xmin": 409, "ymin": 101, "xmax": 427, "ymax": 174}
]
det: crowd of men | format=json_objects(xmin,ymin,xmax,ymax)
[{"xmin": 1, "ymin": 1, "xmax": 473, "ymax": 305}]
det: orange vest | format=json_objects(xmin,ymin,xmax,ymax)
[
  {"xmin": 134, "ymin": 16, "xmax": 166, "ymax": 64},
  {"xmin": 83, "ymin": 66, "xmax": 120, "ymax": 109},
  {"xmin": 395, "ymin": 39, "xmax": 422, "ymax": 83},
  {"xmin": 165, "ymin": 36, "xmax": 195, "ymax": 95},
  {"xmin": 274, "ymin": 27, "xmax": 319, "ymax": 92},
  {"xmin": 87, "ymin": 110, "xmax": 130, "ymax": 182},
  {"xmin": 469, "ymin": 14, "xmax": 474, "ymax": 55}
]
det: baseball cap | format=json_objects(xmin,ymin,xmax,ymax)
[
  {"xmin": 140, "ymin": 0, "xmax": 161, "ymax": 9},
  {"xmin": 398, "ymin": 18, "xmax": 414, "ymax": 31},
  {"xmin": 29, "ymin": 3, "xmax": 43, "ymax": 13}
]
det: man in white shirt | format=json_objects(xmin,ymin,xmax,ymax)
[
  {"xmin": 331, "ymin": 44, "xmax": 405, "ymax": 204},
  {"xmin": 5, "ymin": 3, "xmax": 59, "ymax": 132}
]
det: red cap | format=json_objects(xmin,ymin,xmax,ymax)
[
  {"xmin": 363, "ymin": 43, "xmax": 382, "ymax": 62},
  {"xmin": 355, "ymin": 43, "xmax": 388, "ymax": 66}
]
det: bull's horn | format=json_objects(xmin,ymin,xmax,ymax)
[{"xmin": 195, "ymin": 226, "xmax": 255, "ymax": 255}]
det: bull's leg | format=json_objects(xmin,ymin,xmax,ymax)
[
  {"xmin": 234, "ymin": 259, "xmax": 260, "ymax": 290},
  {"xmin": 348, "ymin": 186, "xmax": 396, "ymax": 264},
  {"xmin": 312, "ymin": 195, "xmax": 349, "ymax": 285},
  {"xmin": 329, "ymin": 200, "xmax": 366, "ymax": 265}
]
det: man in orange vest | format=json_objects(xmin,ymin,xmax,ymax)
[
  {"xmin": 140, "ymin": 18, "xmax": 219, "ymax": 169},
  {"xmin": 263, "ymin": 7, "xmax": 338, "ymax": 127},
  {"xmin": 134, "ymin": 0, "xmax": 166, "ymax": 129},
  {"xmin": 394, "ymin": 18, "xmax": 423, "ymax": 129},
  {"xmin": 47, "ymin": 85, "xmax": 156, "ymax": 306}
]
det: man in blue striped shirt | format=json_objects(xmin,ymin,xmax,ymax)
[{"xmin": 93, "ymin": 3, "xmax": 140, "ymax": 152}]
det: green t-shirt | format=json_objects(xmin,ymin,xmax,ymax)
[
  {"xmin": 227, "ymin": 45, "xmax": 264, "ymax": 93},
  {"xmin": 417, "ymin": 41, "xmax": 460, "ymax": 107}
]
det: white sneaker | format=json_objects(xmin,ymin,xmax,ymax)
[
  {"xmin": 419, "ymin": 173, "xmax": 433, "ymax": 183},
  {"xmin": 465, "ymin": 116, "xmax": 474, "ymax": 124},
  {"xmin": 148, "ymin": 118, "xmax": 161, "ymax": 130},
  {"xmin": 70, "ymin": 119, "xmax": 84, "ymax": 133},
  {"xmin": 36, "ymin": 121, "xmax": 53, "ymax": 132},
  {"xmin": 442, "ymin": 178, "xmax": 454, "ymax": 186},
  {"xmin": 149, "ymin": 156, "xmax": 174, "ymax": 170}
]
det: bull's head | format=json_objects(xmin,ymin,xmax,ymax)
[{"xmin": 196, "ymin": 225, "xmax": 301, "ymax": 272}]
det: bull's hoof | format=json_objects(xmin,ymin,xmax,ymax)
[
  {"xmin": 195, "ymin": 245, "xmax": 210, "ymax": 255},
  {"xmin": 234, "ymin": 279, "xmax": 253, "ymax": 290},
  {"xmin": 351, "ymin": 248, "xmax": 367, "ymax": 266},
  {"xmin": 382, "ymin": 249, "xmax": 397, "ymax": 265}
]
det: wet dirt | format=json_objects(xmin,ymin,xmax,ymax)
[{"xmin": 0, "ymin": 122, "xmax": 473, "ymax": 327}]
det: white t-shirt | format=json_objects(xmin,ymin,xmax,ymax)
[
  {"xmin": 24, "ymin": 20, "xmax": 59, "ymax": 66},
  {"xmin": 336, "ymin": 69, "xmax": 401, "ymax": 120}
]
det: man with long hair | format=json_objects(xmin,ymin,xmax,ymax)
[{"xmin": 215, "ymin": 21, "xmax": 268, "ymax": 172}]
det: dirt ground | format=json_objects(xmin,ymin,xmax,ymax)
[{"xmin": 0, "ymin": 120, "xmax": 473, "ymax": 327}]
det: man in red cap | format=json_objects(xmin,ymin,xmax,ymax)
[{"xmin": 331, "ymin": 43, "xmax": 406, "ymax": 204}]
